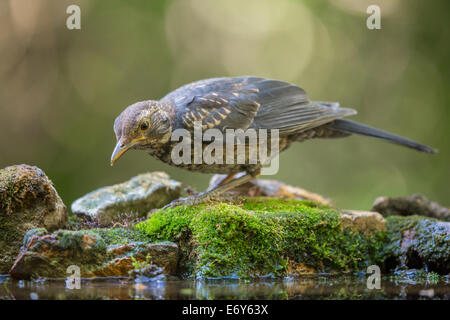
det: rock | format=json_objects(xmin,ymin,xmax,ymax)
[
  {"xmin": 0, "ymin": 164, "xmax": 68, "ymax": 274},
  {"xmin": 372, "ymin": 194, "xmax": 449, "ymax": 221},
  {"xmin": 130, "ymin": 264, "xmax": 166, "ymax": 282},
  {"xmin": 9, "ymin": 228, "xmax": 179, "ymax": 279},
  {"xmin": 209, "ymin": 174, "xmax": 331, "ymax": 206},
  {"xmin": 71, "ymin": 172, "xmax": 182, "ymax": 227},
  {"xmin": 136, "ymin": 197, "xmax": 386, "ymax": 278},
  {"xmin": 384, "ymin": 215, "xmax": 450, "ymax": 274},
  {"xmin": 92, "ymin": 242, "xmax": 178, "ymax": 277},
  {"xmin": 10, "ymin": 229, "xmax": 106, "ymax": 279},
  {"xmin": 340, "ymin": 210, "xmax": 386, "ymax": 235}
]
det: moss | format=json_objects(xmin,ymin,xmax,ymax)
[
  {"xmin": 389, "ymin": 269, "xmax": 445, "ymax": 285},
  {"xmin": 0, "ymin": 164, "xmax": 67, "ymax": 273},
  {"xmin": 11, "ymin": 226, "xmax": 177, "ymax": 279},
  {"xmin": 0, "ymin": 165, "xmax": 54, "ymax": 216},
  {"xmin": 135, "ymin": 197, "xmax": 386, "ymax": 279},
  {"xmin": 384, "ymin": 215, "xmax": 450, "ymax": 273},
  {"xmin": 85, "ymin": 227, "xmax": 150, "ymax": 246},
  {"xmin": 53, "ymin": 230, "xmax": 103, "ymax": 253},
  {"xmin": 22, "ymin": 228, "xmax": 47, "ymax": 247},
  {"xmin": 0, "ymin": 214, "xmax": 25, "ymax": 273},
  {"xmin": 238, "ymin": 197, "xmax": 330, "ymax": 212}
]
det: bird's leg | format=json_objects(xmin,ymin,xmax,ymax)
[
  {"xmin": 206, "ymin": 173, "xmax": 236, "ymax": 191},
  {"xmin": 163, "ymin": 169, "xmax": 260, "ymax": 209},
  {"xmin": 202, "ymin": 170, "xmax": 259, "ymax": 198}
]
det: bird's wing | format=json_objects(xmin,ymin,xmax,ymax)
[
  {"xmin": 248, "ymin": 80, "xmax": 357, "ymax": 134},
  {"xmin": 162, "ymin": 76, "xmax": 356, "ymax": 134},
  {"xmin": 162, "ymin": 77, "xmax": 262, "ymax": 132}
]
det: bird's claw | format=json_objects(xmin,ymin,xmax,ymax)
[{"xmin": 162, "ymin": 193, "xmax": 210, "ymax": 209}]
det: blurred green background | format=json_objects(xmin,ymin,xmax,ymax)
[{"xmin": 0, "ymin": 0, "xmax": 448, "ymax": 210}]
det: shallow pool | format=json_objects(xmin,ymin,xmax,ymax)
[{"xmin": 1, "ymin": 272, "xmax": 449, "ymax": 300}]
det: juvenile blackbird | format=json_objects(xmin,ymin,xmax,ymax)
[{"xmin": 111, "ymin": 76, "xmax": 436, "ymax": 206}]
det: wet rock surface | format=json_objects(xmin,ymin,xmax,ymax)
[
  {"xmin": 384, "ymin": 216, "xmax": 450, "ymax": 274},
  {"xmin": 372, "ymin": 194, "xmax": 449, "ymax": 221},
  {"xmin": 209, "ymin": 174, "xmax": 331, "ymax": 205},
  {"xmin": 9, "ymin": 228, "xmax": 178, "ymax": 279},
  {"xmin": 0, "ymin": 164, "xmax": 68, "ymax": 274},
  {"xmin": 93, "ymin": 241, "xmax": 178, "ymax": 277},
  {"xmin": 130, "ymin": 264, "xmax": 166, "ymax": 282},
  {"xmin": 71, "ymin": 172, "xmax": 182, "ymax": 227}
]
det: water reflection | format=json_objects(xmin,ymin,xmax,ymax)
[{"xmin": 0, "ymin": 275, "xmax": 449, "ymax": 300}]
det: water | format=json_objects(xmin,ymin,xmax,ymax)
[{"xmin": 1, "ymin": 274, "xmax": 449, "ymax": 300}]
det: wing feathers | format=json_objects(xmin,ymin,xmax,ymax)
[{"xmin": 163, "ymin": 76, "xmax": 356, "ymax": 134}]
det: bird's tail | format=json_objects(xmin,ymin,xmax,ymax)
[{"xmin": 331, "ymin": 119, "xmax": 437, "ymax": 154}]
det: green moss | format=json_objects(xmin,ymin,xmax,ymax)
[
  {"xmin": 384, "ymin": 215, "xmax": 450, "ymax": 273},
  {"xmin": 0, "ymin": 165, "xmax": 60, "ymax": 273},
  {"xmin": 129, "ymin": 254, "xmax": 152, "ymax": 271},
  {"xmin": 239, "ymin": 197, "xmax": 329, "ymax": 212},
  {"xmin": 135, "ymin": 197, "xmax": 386, "ymax": 279},
  {"xmin": 85, "ymin": 227, "xmax": 150, "ymax": 246},
  {"xmin": 0, "ymin": 165, "xmax": 53, "ymax": 215},
  {"xmin": 22, "ymin": 228, "xmax": 47, "ymax": 247},
  {"xmin": 0, "ymin": 214, "xmax": 26, "ymax": 273},
  {"xmin": 389, "ymin": 269, "xmax": 445, "ymax": 285}
]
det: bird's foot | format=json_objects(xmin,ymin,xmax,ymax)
[
  {"xmin": 162, "ymin": 192, "xmax": 244, "ymax": 210},
  {"xmin": 162, "ymin": 192, "xmax": 211, "ymax": 209}
]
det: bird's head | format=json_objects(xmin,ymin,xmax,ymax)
[{"xmin": 110, "ymin": 100, "xmax": 172, "ymax": 165}]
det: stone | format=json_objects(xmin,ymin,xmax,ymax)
[
  {"xmin": 92, "ymin": 242, "xmax": 178, "ymax": 277},
  {"xmin": 9, "ymin": 228, "xmax": 179, "ymax": 279},
  {"xmin": 340, "ymin": 210, "xmax": 386, "ymax": 235},
  {"xmin": 384, "ymin": 215, "xmax": 450, "ymax": 274},
  {"xmin": 129, "ymin": 264, "xmax": 166, "ymax": 282},
  {"xmin": 209, "ymin": 174, "xmax": 331, "ymax": 206},
  {"xmin": 136, "ymin": 197, "xmax": 387, "ymax": 278},
  {"xmin": 0, "ymin": 164, "xmax": 68, "ymax": 274},
  {"xmin": 71, "ymin": 172, "xmax": 182, "ymax": 226},
  {"xmin": 9, "ymin": 229, "xmax": 107, "ymax": 279},
  {"xmin": 372, "ymin": 194, "xmax": 449, "ymax": 221}
]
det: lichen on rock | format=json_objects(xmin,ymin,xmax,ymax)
[
  {"xmin": 0, "ymin": 164, "xmax": 68, "ymax": 274},
  {"xmin": 383, "ymin": 215, "xmax": 450, "ymax": 274},
  {"xmin": 9, "ymin": 227, "xmax": 178, "ymax": 279},
  {"xmin": 135, "ymin": 197, "xmax": 387, "ymax": 279},
  {"xmin": 71, "ymin": 172, "xmax": 182, "ymax": 227},
  {"xmin": 3, "ymin": 167, "xmax": 447, "ymax": 281}
]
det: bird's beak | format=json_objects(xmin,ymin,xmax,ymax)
[
  {"xmin": 110, "ymin": 140, "xmax": 131, "ymax": 166},
  {"xmin": 111, "ymin": 136, "xmax": 148, "ymax": 166}
]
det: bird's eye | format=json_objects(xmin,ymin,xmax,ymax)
[{"xmin": 140, "ymin": 121, "xmax": 149, "ymax": 131}]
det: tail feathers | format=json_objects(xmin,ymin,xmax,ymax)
[{"xmin": 331, "ymin": 119, "xmax": 437, "ymax": 154}]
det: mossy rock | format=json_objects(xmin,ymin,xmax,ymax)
[
  {"xmin": 135, "ymin": 197, "xmax": 387, "ymax": 279},
  {"xmin": 10, "ymin": 227, "xmax": 178, "ymax": 279},
  {"xmin": 71, "ymin": 172, "xmax": 182, "ymax": 227},
  {"xmin": 383, "ymin": 215, "xmax": 450, "ymax": 274},
  {"xmin": 0, "ymin": 164, "xmax": 68, "ymax": 274}
]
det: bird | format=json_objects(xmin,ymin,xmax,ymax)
[{"xmin": 111, "ymin": 76, "xmax": 436, "ymax": 207}]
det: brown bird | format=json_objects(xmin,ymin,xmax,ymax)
[{"xmin": 111, "ymin": 76, "xmax": 436, "ymax": 206}]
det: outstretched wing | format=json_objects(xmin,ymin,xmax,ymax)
[{"xmin": 161, "ymin": 76, "xmax": 356, "ymax": 134}]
